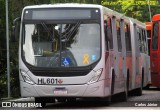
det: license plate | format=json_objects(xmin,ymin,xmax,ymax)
[{"xmin": 53, "ymin": 89, "xmax": 67, "ymax": 95}]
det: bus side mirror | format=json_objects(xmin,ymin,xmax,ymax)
[{"xmin": 12, "ymin": 17, "xmax": 21, "ymax": 42}]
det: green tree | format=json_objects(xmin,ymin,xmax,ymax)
[
  {"xmin": 0, "ymin": 0, "xmax": 51, "ymax": 98},
  {"xmin": 0, "ymin": 0, "xmax": 7, "ymax": 98},
  {"xmin": 9, "ymin": 0, "xmax": 51, "ymax": 97},
  {"xmin": 101, "ymin": 0, "xmax": 159, "ymax": 22}
]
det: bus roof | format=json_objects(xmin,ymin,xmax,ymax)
[
  {"xmin": 152, "ymin": 14, "xmax": 160, "ymax": 21},
  {"xmin": 22, "ymin": 3, "xmax": 145, "ymax": 29},
  {"xmin": 130, "ymin": 18, "xmax": 146, "ymax": 29},
  {"xmin": 145, "ymin": 22, "xmax": 152, "ymax": 30},
  {"xmin": 23, "ymin": 3, "xmax": 103, "ymax": 10}
]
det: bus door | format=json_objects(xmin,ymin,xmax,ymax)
[
  {"xmin": 120, "ymin": 19, "xmax": 127, "ymax": 88},
  {"xmin": 116, "ymin": 18, "xmax": 127, "ymax": 91},
  {"xmin": 132, "ymin": 23, "xmax": 140, "ymax": 88},
  {"xmin": 111, "ymin": 16, "xmax": 120, "ymax": 93}
]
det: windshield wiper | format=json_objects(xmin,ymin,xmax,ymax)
[
  {"xmin": 62, "ymin": 21, "xmax": 81, "ymax": 42},
  {"xmin": 41, "ymin": 22, "xmax": 57, "ymax": 42}
]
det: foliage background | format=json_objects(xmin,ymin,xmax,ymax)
[{"xmin": 0, "ymin": 0, "xmax": 160, "ymax": 98}]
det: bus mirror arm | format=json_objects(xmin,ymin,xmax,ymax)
[
  {"xmin": 12, "ymin": 17, "xmax": 21, "ymax": 42},
  {"xmin": 13, "ymin": 17, "xmax": 21, "ymax": 25}
]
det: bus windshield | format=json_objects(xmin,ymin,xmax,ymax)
[{"xmin": 22, "ymin": 22, "xmax": 101, "ymax": 68}]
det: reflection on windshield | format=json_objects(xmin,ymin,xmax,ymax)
[{"xmin": 23, "ymin": 23, "xmax": 100, "ymax": 68}]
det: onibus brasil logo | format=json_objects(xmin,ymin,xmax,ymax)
[{"xmin": 2, "ymin": 102, "xmax": 42, "ymax": 108}]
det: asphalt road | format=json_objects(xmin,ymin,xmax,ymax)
[
  {"xmin": 1, "ymin": 86, "xmax": 160, "ymax": 109},
  {"xmin": 41, "ymin": 86, "xmax": 160, "ymax": 109}
]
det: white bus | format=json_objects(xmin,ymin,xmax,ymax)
[{"xmin": 13, "ymin": 4, "xmax": 150, "ymax": 107}]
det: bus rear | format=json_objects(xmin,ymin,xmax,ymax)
[{"xmin": 150, "ymin": 14, "xmax": 160, "ymax": 88}]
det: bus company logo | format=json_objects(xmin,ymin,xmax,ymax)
[
  {"xmin": 2, "ymin": 102, "xmax": 11, "ymax": 107},
  {"xmin": 2, "ymin": 102, "xmax": 42, "ymax": 108},
  {"xmin": 58, "ymin": 79, "xmax": 63, "ymax": 84}
]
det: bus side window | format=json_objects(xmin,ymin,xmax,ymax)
[
  {"xmin": 143, "ymin": 30, "xmax": 148, "ymax": 54},
  {"xmin": 104, "ymin": 16, "xmax": 113, "ymax": 50},
  {"xmin": 128, "ymin": 25, "xmax": 132, "ymax": 51},
  {"xmin": 107, "ymin": 18, "xmax": 113, "ymax": 49},
  {"xmin": 140, "ymin": 29, "xmax": 143, "ymax": 52},
  {"xmin": 125, "ymin": 23, "xmax": 131, "ymax": 52},
  {"xmin": 142, "ymin": 29, "xmax": 147, "ymax": 53},
  {"xmin": 116, "ymin": 20, "xmax": 122, "ymax": 52},
  {"xmin": 137, "ymin": 28, "xmax": 142, "ymax": 52},
  {"xmin": 104, "ymin": 19, "xmax": 108, "ymax": 50},
  {"xmin": 140, "ymin": 28, "xmax": 145, "ymax": 53}
]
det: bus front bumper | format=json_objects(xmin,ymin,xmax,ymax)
[{"xmin": 20, "ymin": 79, "xmax": 110, "ymax": 97}]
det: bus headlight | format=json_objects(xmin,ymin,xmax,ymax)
[
  {"xmin": 88, "ymin": 68, "xmax": 103, "ymax": 84},
  {"xmin": 20, "ymin": 70, "xmax": 35, "ymax": 85}
]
